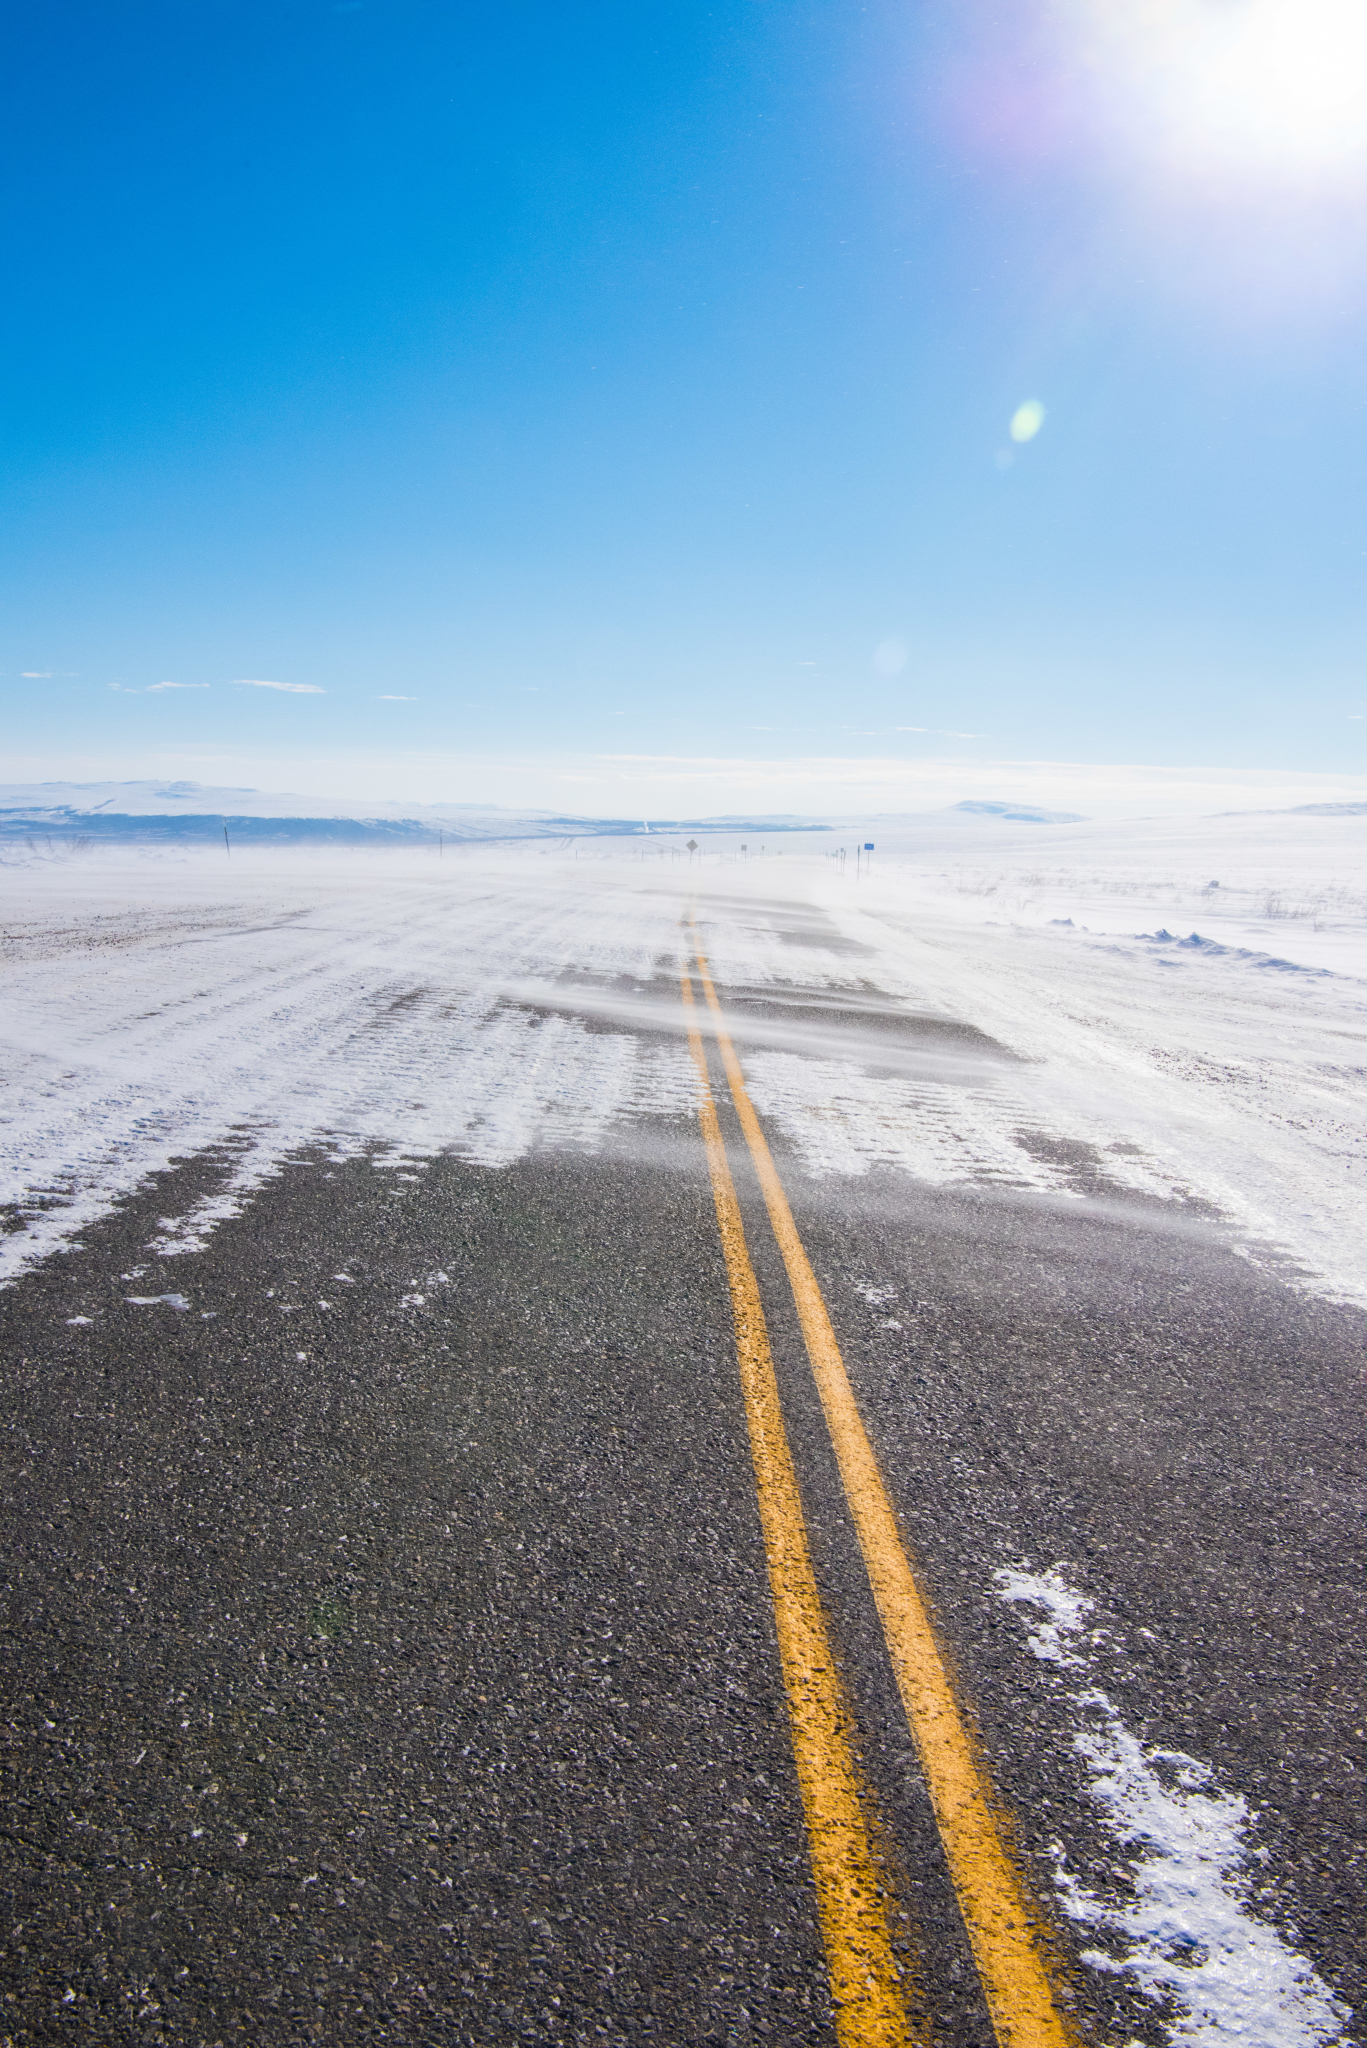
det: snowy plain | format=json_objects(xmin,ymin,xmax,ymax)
[{"xmin": 3, "ymin": 804, "xmax": 1365, "ymax": 1311}]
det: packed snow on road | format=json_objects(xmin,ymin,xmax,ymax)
[{"xmin": 2, "ymin": 805, "xmax": 1364, "ymax": 1310}]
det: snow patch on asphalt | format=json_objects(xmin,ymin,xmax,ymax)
[
  {"xmin": 994, "ymin": 1567, "xmax": 1349, "ymax": 2048},
  {"xmin": 739, "ymin": 1053, "xmax": 1187, "ymax": 1203},
  {"xmin": 993, "ymin": 1565, "xmax": 1092, "ymax": 1667}
]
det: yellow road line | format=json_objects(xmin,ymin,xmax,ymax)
[
  {"xmin": 680, "ymin": 968, "xmax": 917, "ymax": 2048},
  {"xmin": 689, "ymin": 931, "xmax": 1073, "ymax": 2048}
]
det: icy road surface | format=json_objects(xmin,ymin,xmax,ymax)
[
  {"xmin": 3, "ymin": 815, "xmax": 1366, "ymax": 1307},
  {"xmin": 1, "ymin": 818, "xmax": 1364, "ymax": 2046}
]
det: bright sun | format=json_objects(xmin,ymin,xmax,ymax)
[{"xmin": 1073, "ymin": 0, "xmax": 1367, "ymax": 176}]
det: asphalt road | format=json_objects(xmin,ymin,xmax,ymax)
[{"xmin": 1, "ymin": 903, "xmax": 1364, "ymax": 2047}]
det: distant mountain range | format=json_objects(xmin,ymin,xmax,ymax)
[
  {"xmin": 0, "ymin": 781, "xmax": 831, "ymax": 845},
  {"xmin": 946, "ymin": 799, "xmax": 1087, "ymax": 825}
]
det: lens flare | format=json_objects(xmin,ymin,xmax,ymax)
[{"xmin": 1010, "ymin": 400, "xmax": 1046, "ymax": 442}]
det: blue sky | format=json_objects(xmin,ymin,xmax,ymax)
[{"xmin": 5, "ymin": 0, "xmax": 1367, "ymax": 811}]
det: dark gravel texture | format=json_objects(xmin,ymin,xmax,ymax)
[{"xmin": 0, "ymin": 1137, "xmax": 835, "ymax": 2046}]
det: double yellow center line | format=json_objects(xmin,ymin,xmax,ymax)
[{"xmin": 681, "ymin": 927, "xmax": 1072, "ymax": 2048}]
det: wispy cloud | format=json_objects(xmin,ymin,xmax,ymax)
[
  {"xmin": 376, "ymin": 694, "xmax": 416, "ymax": 701},
  {"xmin": 21, "ymin": 671, "xmax": 53, "ymax": 678},
  {"xmin": 233, "ymin": 678, "xmax": 325, "ymax": 695},
  {"xmin": 109, "ymin": 680, "xmax": 209, "ymax": 694}
]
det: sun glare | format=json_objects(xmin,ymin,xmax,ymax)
[{"xmin": 1072, "ymin": 0, "xmax": 1367, "ymax": 176}]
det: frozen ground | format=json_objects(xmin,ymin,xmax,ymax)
[{"xmin": 2, "ymin": 804, "xmax": 1365, "ymax": 1308}]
